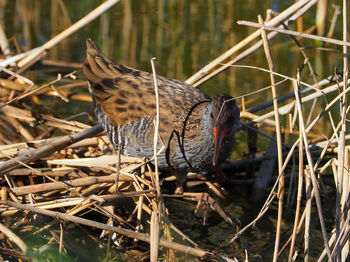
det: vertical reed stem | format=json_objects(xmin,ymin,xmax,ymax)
[
  {"xmin": 304, "ymin": 168, "xmax": 311, "ymax": 261},
  {"xmin": 339, "ymin": 0, "xmax": 349, "ymax": 260},
  {"xmin": 150, "ymin": 57, "xmax": 161, "ymax": 197},
  {"xmin": 292, "ymin": 79, "xmax": 332, "ymax": 261},
  {"xmin": 288, "ymin": 113, "xmax": 304, "ymax": 261},
  {"xmin": 258, "ymin": 15, "xmax": 284, "ymax": 262}
]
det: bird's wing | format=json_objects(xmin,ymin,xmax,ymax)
[{"xmin": 83, "ymin": 39, "xmax": 209, "ymax": 138}]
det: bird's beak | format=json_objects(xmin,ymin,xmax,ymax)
[{"xmin": 213, "ymin": 126, "xmax": 227, "ymax": 166}]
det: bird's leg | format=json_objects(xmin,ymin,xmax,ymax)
[
  {"xmin": 174, "ymin": 172, "xmax": 187, "ymax": 195},
  {"xmin": 182, "ymin": 192, "xmax": 240, "ymax": 225}
]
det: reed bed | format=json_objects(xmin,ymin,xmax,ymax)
[{"xmin": 0, "ymin": 0, "xmax": 349, "ymax": 261}]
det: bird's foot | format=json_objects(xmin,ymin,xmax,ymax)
[
  {"xmin": 182, "ymin": 192, "xmax": 240, "ymax": 226},
  {"xmin": 174, "ymin": 186, "xmax": 184, "ymax": 195}
]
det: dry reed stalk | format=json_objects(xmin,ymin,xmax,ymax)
[
  {"xmin": 0, "ymin": 78, "xmax": 27, "ymax": 91},
  {"xmin": 242, "ymin": 71, "xmax": 332, "ymax": 114},
  {"xmin": 288, "ymin": 126, "xmax": 303, "ymax": 261},
  {"xmin": 231, "ymin": 193, "xmax": 276, "ymax": 242},
  {"xmin": 258, "ymin": 15, "xmax": 284, "ymax": 261},
  {"xmin": 136, "ymin": 162, "xmax": 146, "ymax": 232},
  {"xmin": 341, "ymin": 148, "xmax": 350, "ymax": 258},
  {"xmin": 0, "ymin": 124, "xmax": 103, "ymax": 175},
  {"xmin": 150, "ymin": 57, "xmax": 162, "ymax": 197},
  {"xmin": 150, "ymin": 57, "xmax": 163, "ymax": 261},
  {"xmin": 237, "ymin": 20, "xmax": 350, "ymax": 47},
  {"xmin": 58, "ymin": 222, "xmax": 63, "ymax": 254},
  {"xmin": 10, "ymin": 175, "xmax": 130, "ymax": 195},
  {"xmin": 315, "ymin": 0, "xmax": 328, "ymax": 36},
  {"xmin": 339, "ymin": 1, "xmax": 349, "ymax": 260},
  {"xmin": 233, "ymin": 141, "xmax": 299, "ymax": 233},
  {"xmin": 0, "ymin": 24, "xmax": 11, "ymax": 57},
  {"xmin": 0, "ymin": 71, "xmax": 77, "ymax": 109},
  {"xmin": 166, "ymin": 220, "xmax": 197, "ymax": 247},
  {"xmin": 0, "ymin": 103, "xmax": 90, "ymax": 131},
  {"xmin": 40, "ymin": 59, "xmax": 82, "ymax": 69},
  {"xmin": 0, "ymin": 222, "xmax": 27, "ymax": 253},
  {"xmin": 326, "ymin": 5, "xmax": 341, "ymax": 40},
  {"xmin": 0, "ymin": 247, "xmax": 27, "ymax": 260},
  {"xmin": 47, "ymin": 154, "xmax": 141, "ymax": 167},
  {"xmin": 245, "ymin": 79, "xmax": 342, "ymax": 256},
  {"xmin": 0, "ymin": 201, "xmax": 210, "ymax": 258},
  {"xmin": 0, "ymin": 65, "xmax": 34, "ymax": 86},
  {"xmin": 292, "ymin": 79, "xmax": 332, "ymax": 260},
  {"xmin": 115, "ymin": 129, "xmax": 121, "ymax": 194},
  {"xmin": 0, "ymin": 47, "xmax": 42, "ymax": 68},
  {"xmin": 5, "ymin": 117, "xmax": 34, "ymax": 141},
  {"xmin": 252, "ymin": 78, "xmax": 350, "ymax": 124},
  {"xmin": 304, "ymin": 168, "xmax": 311, "ymax": 261},
  {"xmin": 150, "ymin": 211, "xmax": 160, "ymax": 262},
  {"xmin": 17, "ymin": 0, "xmax": 120, "ymax": 68},
  {"xmin": 191, "ymin": 0, "xmax": 318, "ymax": 88},
  {"xmin": 185, "ymin": 0, "xmax": 313, "ymax": 85}
]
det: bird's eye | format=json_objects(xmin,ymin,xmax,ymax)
[{"xmin": 210, "ymin": 113, "xmax": 214, "ymax": 119}]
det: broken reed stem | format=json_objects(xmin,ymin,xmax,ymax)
[
  {"xmin": 0, "ymin": 201, "xmax": 209, "ymax": 258},
  {"xmin": 185, "ymin": 0, "xmax": 313, "ymax": 85},
  {"xmin": 258, "ymin": 15, "xmax": 284, "ymax": 262},
  {"xmin": 237, "ymin": 20, "xmax": 350, "ymax": 47},
  {"xmin": 150, "ymin": 57, "xmax": 161, "ymax": 262},
  {"xmin": 327, "ymin": 5, "xmax": 341, "ymax": 40},
  {"xmin": 150, "ymin": 57, "xmax": 161, "ymax": 197},
  {"xmin": 292, "ymin": 79, "xmax": 332, "ymax": 261}
]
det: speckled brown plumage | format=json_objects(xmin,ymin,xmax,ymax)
[{"xmin": 83, "ymin": 39, "xmax": 240, "ymax": 175}]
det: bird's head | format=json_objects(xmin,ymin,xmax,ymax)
[{"xmin": 210, "ymin": 94, "xmax": 240, "ymax": 166}]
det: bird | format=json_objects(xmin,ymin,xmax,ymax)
[{"xmin": 83, "ymin": 39, "xmax": 240, "ymax": 195}]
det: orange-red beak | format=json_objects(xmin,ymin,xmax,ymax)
[{"xmin": 213, "ymin": 127, "xmax": 227, "ymax": 166}]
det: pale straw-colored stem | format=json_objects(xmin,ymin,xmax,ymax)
[
  {"xmin": 150, "ymin": 58, "xmax": 161, "ymax": 197},
  {"xmin": 258, "ymin": 15, "xmax": 284, "ymax": 262},
  {"xmin": 185, "ymin": 0, "xmax": 313, "ymax": 85},
  {"xmin": 288, "ymin": 117, "xmax": 304, "ymax": 261},
  {"xmin": 191, "ymin": 0, "xmax": 318, "ymax": 88},
  {"xmin": 292, "ymin": 79, "xmax": 332, "ymax": 260},
  {"xmin": 338, "ymin": 0, "xmax": 349, "ymax": 259},
  {"xmin": 0, "ymin": 222, "xmax": 27, "ymax": 253},
  {"xmin": 237, "ymin": 20, "xmax": 350, "ymax": 47},
  {"xmin": 304, "ymin": 169, "xmax": 312, "ymax": 262}
]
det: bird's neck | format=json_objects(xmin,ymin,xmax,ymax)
[{"xmin": 201, "ymin": 103, "xmax": 215, "ymax": 139}]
